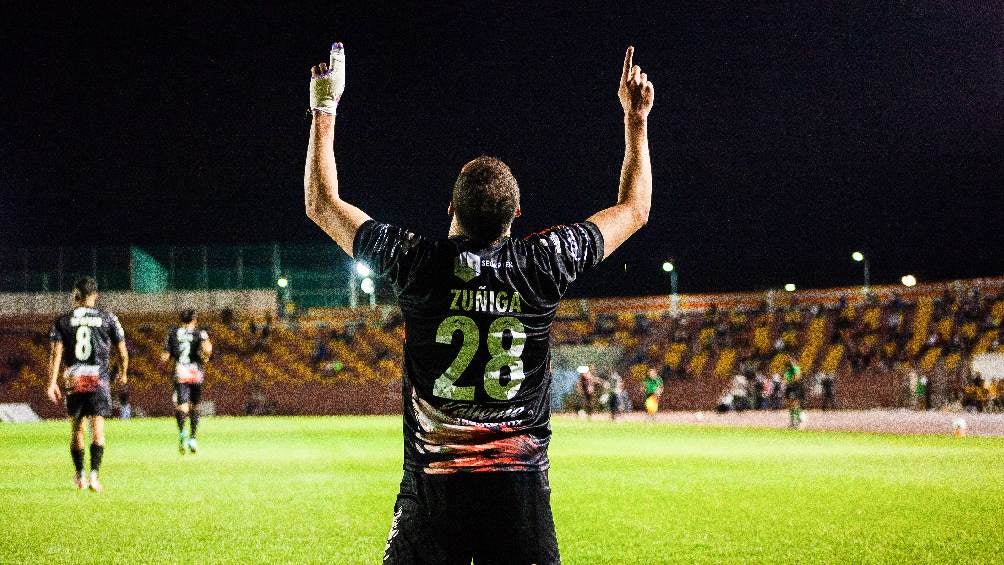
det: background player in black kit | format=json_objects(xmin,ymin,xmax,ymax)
[
  {"xmin": 306, "ymin": 44, "xmax": 653, "ymax": 563},
  {"xmin": 161, "ymin": 308, "xmax": 212, "ymax": 454},
  {"xmin": 46, "ymin": 277, "xmax": 128, "ymax": 492}
]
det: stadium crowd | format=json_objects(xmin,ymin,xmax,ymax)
[{"xmin": 2, "ymin": 281, "xmax": 1003, "ymax": 417}]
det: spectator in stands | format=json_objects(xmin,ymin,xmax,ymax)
[
  {"xmin": 311, "ymin": 334, "xmax": 330, "ymax": 371},
  {"xmin": 715, "ymin": 391, "xmax": 733, "ymax": 413},
  {"xmin": 343, "ymin": 322, "xmax": 357, "ymax": 345},
  {"xmin": 261, "ymin": 312, "xmax": 273, "ymax": 340},
  {"xmin": 657, "ymin": 363, "xmax": 675, "ymax": 382},
  {"xmin": 220, "ymin": 308, "xmax": 237, "ymax": 330},
  {"xmin": 820, "ymin": 372, "xmax": 836, "ymax": 410},
  {"xmin": 632, "ymin": 313, "xmax": 651, "ymax": 335},
  {"xmin": 730, "ymin": 373, "xmax": 750, "ymax": 412},
  {"xmin": 752, "ymin": 371, "xmax": 767, "ymax": 410},
  {"xmin": 991, "ymin": 379, "xmax": 1003, "ymax": 412},
  {"xmin": 244, "ymin": 383, "xmax": 274, "ymax": 416},
  {"xmin": 915, "ymin": 375, "xmax": 928, "ymax": 411},
  {"xmin": 773, "ymin": 336, "xmax": 786, "ymax": 353},
  {"xmin": 605, "ymin": 371, "xmax": 624, "ymax": 420},
  {"xmin": 962, "ymin": 374, "xmax": 989, "ymax": 413},
  {"xmin": 768, "ymin": 374, "xmax": 783, "ymax": 410},
  {"xmin": 594, "ymin": 314, "xmax": 616, "ymax": 336},
  {"xmin": 118, "ymin": 386, "xmax": 131, "ymax": 419},
  {"xmin": 575, "ymin": 366, "xmax": 597, "ymax": 420}
]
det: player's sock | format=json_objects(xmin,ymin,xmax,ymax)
[
  {"xmin": 189, "ymin": 411, "xmax": 200, "ymax": 439},
  {"xmin": 71, "ymin": 447, "xmax": 85, "ymax": 474},
  {"xmin": 89, "ymin": 443, "xmax": 104, "ymax": 473},
  {"xmin": 175, "ymin": 410, "xmax": 186, "ymax": 432}
]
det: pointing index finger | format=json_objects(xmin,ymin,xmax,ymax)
[
  {"xmin": 330, "ymin": 42, "xmax": 344, "ymax": 68},
  {"xmin": 621, "ymin": 46, "xmax": 634, "ymax": 84}
]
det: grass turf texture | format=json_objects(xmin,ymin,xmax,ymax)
[{"xmin": 1, "ymin": 416, "xmax": 1002, "ymax": 564}]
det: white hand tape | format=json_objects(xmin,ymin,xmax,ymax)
[{"xmin": 310, "ymin": 42, "xmax": 345, "ymax": 114}]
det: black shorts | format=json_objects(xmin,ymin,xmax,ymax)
[
  {"xmin": 384, "ymin": 470, "xmax": 559, "ymax": 565},
  {"xmin": 174, "ymin": 382, "xmax": 203, "ymax": 406},
  {"xmin": 784, "ymin": 382, "xmax": 804, "ymax": 401},
  {"xmin": 66, "ymin": 390, "xmax": 112, "ymax": 419}
]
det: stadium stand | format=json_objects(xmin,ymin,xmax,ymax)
[{"xmin": 2, "ymin": 279, "xmax": 1002, "ymax": 417}]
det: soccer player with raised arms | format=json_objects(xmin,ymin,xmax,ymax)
[
  {"xmin": 305, "ymin": 42, "xmax": 653, "ymax": 563},
  {"xmin": 46, "ymin": 277, "xmax": 128, "ymax": 492}
]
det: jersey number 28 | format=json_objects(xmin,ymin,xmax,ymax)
[{"xmin": 433, "ymin": 316, "xmax": 526, "ymax": 401}]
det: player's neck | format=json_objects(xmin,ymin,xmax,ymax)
[
  {"xmin": 76, "ymin": 297, "xmax": 98, "ymax": 308},
  {"xmin": 448, "ymin": 217, "xmax": 511, "ymax": 247}
]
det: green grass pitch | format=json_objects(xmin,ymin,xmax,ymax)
[{"xmin": 1, "ymin": 416, "xmax": 1002, "ymax": 563}]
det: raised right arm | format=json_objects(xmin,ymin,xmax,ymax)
[
  {"xmin": 304, "ymin": 44, "xmax": 372, "ymax": 257},
  {"xmin": 587, "ymin": 46, "xmax": 655, "ymax": 259}
]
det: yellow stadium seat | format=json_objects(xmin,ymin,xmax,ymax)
[{"xmin": 713, "ymin": 348, "xmax": 737, "ymax": 379}]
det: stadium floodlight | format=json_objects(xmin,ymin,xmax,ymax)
[
  {"xmin": 850, "ymin": 251, "xmax": 870, "ymax": 292},
  {"xmin": 784, "ymin": 283, "xmax": 796, "ymax": 292},
  {"xmin": 355, "ymin": 262, "xmax": 372, "ymax": 277},
  {"xmin": 663, "ymin": 260, "xmax": 679, "ymax": 317},
  {"xmin": 360, "ymin": 276, "xmax": 375, "ymax": 295},
  {"xmin": 901, "ymin": 274, "xmax": 917, "ymax": 287},
  {"xmin": 276, "ymin": 276, "xmax": 289, "ymax": 288}
]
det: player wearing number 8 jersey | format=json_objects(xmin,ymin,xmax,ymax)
[
  {"xmin": 162, "ymin": 308, "xmax": 212, "ymax": 454},
  {"xmin": 306, "ymin": 43, "xmax": 653, "ymax": 563},
  {"xmin": 46, "ymin": 277, "xmax": 128, "ymax": 492}
]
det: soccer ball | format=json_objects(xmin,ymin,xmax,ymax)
[{"xmin": 951, "ymin": 417, "xmax": 967, "ymax": 437}]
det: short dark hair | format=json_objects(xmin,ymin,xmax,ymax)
[
  {"xmin": 180, "ymin": 308, "xmax": 197, "ymax": 324},
  {"xmin": 452, "ymin": 156, "xmax": 520, "ymax": 245},
  {"xmin": 72, "ymin": 277, "xmax": 98, "ymax": 301}
]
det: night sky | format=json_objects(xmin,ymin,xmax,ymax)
[{"xmin": 3, "ymin": 3, "xmax": 1001, "ymax": 297}]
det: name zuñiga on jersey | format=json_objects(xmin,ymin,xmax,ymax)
[{"xmin": 354, "ymin": 220, "xmax": 604, "ymax": 474}]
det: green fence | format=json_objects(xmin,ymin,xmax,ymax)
[{"xmin": 0, "ymin": 244, "xmax": 370, "ymax": 309}]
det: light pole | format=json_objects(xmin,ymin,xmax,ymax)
[
  {"xmin": 851, "ymin": 251, "xmax": 870, "ymax": 294},
  {"xmin": 360, "ymin": 275, "xmax": 377, "ymax": 308},
  {"xmin": 354, "ymin": 262, "xmax": 376, "ymax": 309},
  {"xmin": 276, "ymin": 275, "xmax": 290, "ymax": 318},
  {"xmin": 901, "ymin": 274, "xmax": 917, "ymax": 288},
  {"xmin": 662, "ymin": 261, "xmax": 679, "ymax": 317}
]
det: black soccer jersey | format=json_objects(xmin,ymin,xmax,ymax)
[
  {"xmin": 354, "ymin": 220, "xmax": 604, "ymax": 473},
  {"xmin": 49, "ymin": 307, "xmax": 125, "ymax": 394},
  {"xmin": 165, "ymin": 326, "xmax": 210, "ymax": 384}
]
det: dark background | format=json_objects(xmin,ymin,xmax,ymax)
[{"xmin": 2, "ymin": 2, "xmax": 1001, "ymax": 296}]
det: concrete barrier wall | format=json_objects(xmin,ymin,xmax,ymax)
[{"xmin": 0, "ymin": 290, "xmax": 276, "ymax": 316}]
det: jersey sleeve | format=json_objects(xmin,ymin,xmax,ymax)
[
  {"xmin": 199, "ymin": 330, "xmax": 210, "ymax": 341},
  {"xmin": 108, "ymin": 314, "xmax": 125, "ymax": 344},
  {"xmin": 353, "ymin": 220, "xmax": 426, "ymax": 288},
  {"xmin": 530, "ymin": 221, "xmax": 605, "ymax": 295}
]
